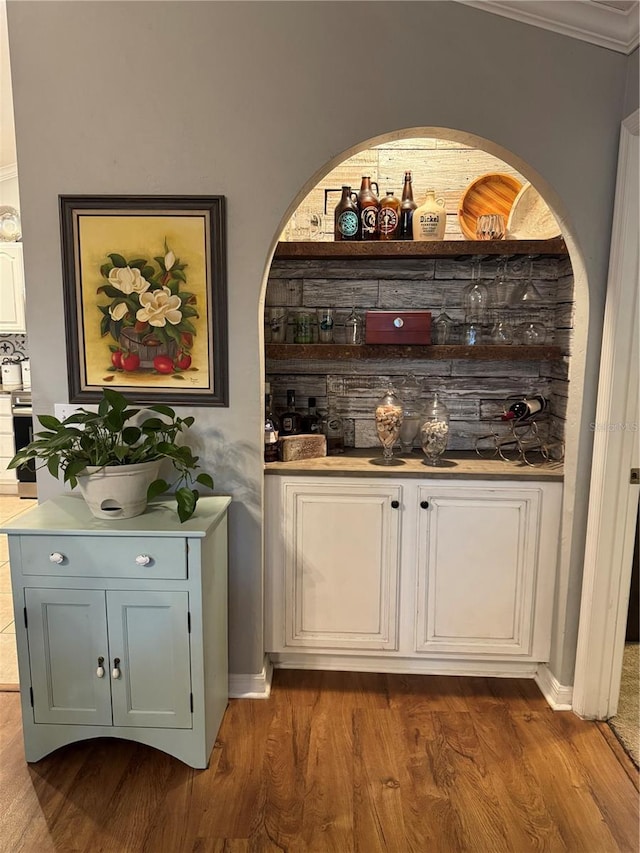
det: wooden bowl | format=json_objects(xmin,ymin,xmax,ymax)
[{"xmin": 458, "ymin": 173, "xmax": 522, "ymax": 240}]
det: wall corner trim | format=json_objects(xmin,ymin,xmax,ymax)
[
  {"xmin": 535, "ymin": 664, "xmax": 574, "ymax": 711},
  {"xmin": 228, "ymin": 656, "xmax": 273, "ymax": 699}
]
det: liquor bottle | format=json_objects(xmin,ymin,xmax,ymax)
[
  {"xmin": 301, "ymin": 397, "xmax": 321, "ymax": 434},
  {"xmin": 412, "ymin": 189, "xmax": 447, "ymax": 241},
  {"xmin": 334, "ymin": 186, "xmax": 359, "ymax": 241},
  {"xmin": 501, "ymin": 395, "xmax": 548, "ymax": 421},
  {"xmin": 280, "ymin": 389, "xmax": 302, "ymax": 436},
  {"xmin": 357, "ymin": 176, "xmax": 380, "ymax": 241},
  {"xmin": 323, "ymin": 396, "xmax": 345, "ymax": 454},
  {"xmin": 264, "ymin": 387, "xmax": 280, "ymax": 463},
  {"xmin": 399, "ymin": 171, "xmax": 417, "ymax": 240},
  {"xmin": 378, "ymin": 192, "xmax": 400, "ymax": 241}
]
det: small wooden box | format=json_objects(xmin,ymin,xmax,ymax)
[{"xmin": 365, "ymin": 311, "xmax": 431, "ymax": 344}]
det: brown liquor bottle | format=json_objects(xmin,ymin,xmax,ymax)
[
  {"xmin": 280, "ymin": 389, "xmax": 302, "ymax": 437},
  {"xmin": 334, "ymin": 186, "xmax": 359, "ymax": 241},
  {"xmin": 399, "ymin": 171, "xmax": 417, "ymax": 240},
  {"xmin": 357, "ymin": 176, "xmax": 380, "ymax": 240},
  {"xmin": 378, "ymin": 192, "xmax": 401, "ymax": 240}
]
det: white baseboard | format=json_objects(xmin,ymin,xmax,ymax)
[
  {"xmin": 228, "ymin": 656, "xmax": 273, "ymax": 699},
  {"xmin": 535, "ymin": 664, "xmax": 573, "ymax": 710},
  {"xmin": 270, "ymin": 652, "xmax": 539, "ymax": 679}
]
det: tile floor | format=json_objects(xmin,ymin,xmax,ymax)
[{"xmin": 0, "ymin": 495, "xmax": 37, "ymax": 685}]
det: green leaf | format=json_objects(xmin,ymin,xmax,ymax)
[
  {"xmin": 100, "ymin": 314, "xmax": 110, "ymax": 337},
  {"xmin": 108, "ymin": 253, "xmax": 128, "ymax": 268},
  {"xmin": 196, "ymin": 472, "xmax": 214, "ymax": 490},
  {"xmin": 180, "ymin": 306, "xmax": 199, "ymax": 319},
  {"xmin": 147, "ymin": 478, "xmax": 170, "ymax": 501},
  {"xmin": 142, "ymin": 265, "xmax": 155, "ymax": 280},
  {"xmin": 127, "ymin": 258, "xmax": 148, "ymax": 270},
  {"xmin": 154, "ymin": 256, "xmax": 166, "ymax": 269},
  {"xmin": 64, "ymin": 458, "xmax": 89, "ymax": 481},
  {"xmin": 176, "ymin": 487, "xmax": 197, "ymax": 523},
  {"xmin": 46, "ymin": 455, "xmax": 60, "ymax": 478},
  {"xmin": 37, "ymin": 414, "xmax": 62, "ymax": 430},
  {"xmin": 172, "ymin": 374, "xmax": 185, "ymax": 381},
  {"xmin": 172, "ymin": 269, "xmax": 187, "ymax": 283},
  {"xmin": 180, "ymin": 319, "xmax": 197, "ymax": 335},
  {"xmin": 100, "ymin": 263, "xmax": 113, "ymax": 278},
  {"xmin": 148, "ymin": 404, "xmax": 177, "ymax": 419},
  {"xmin": 122, "ymin": 426, "xmax": 141, "ymax": 445}
]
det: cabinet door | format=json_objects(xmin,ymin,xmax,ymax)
[
  {"xmin": 0, "ymin": 243, "xmax": 26, "ymax": 333},
  {"xmin": 107, "ymin": 590, "xmax": 192, "ymax": 729},
  {"xmin": 25, "ymin": 588, "xmax": 112, "ymax": 725},
  {"xmin": 282, "ymin": 481, "xmax": 402, "ymax": 651},
  {"xmin": 415, "ymin": 486, "xmax": 541, "ymax": 656}
]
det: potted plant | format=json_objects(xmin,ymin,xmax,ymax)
[{"xmin": 8, "ymin": 388, "xmax": 214, "ymax": 522}]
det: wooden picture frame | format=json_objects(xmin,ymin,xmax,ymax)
[{"xmin": 59, "ymin": 195, "xmax": 228, "ymax": 406}]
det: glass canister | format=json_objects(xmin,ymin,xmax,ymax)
[
  {"xmin": 345, "ymin": 307, "xmax": 365, "ymax": 344},
  {"xmin": 420, "ymin": 392, "xmax": 450, "ymax": 466},
  {"xmin": 293, "ymin": 312, "xmax": 313, "ymax": 344},
  {"xmin": 375, "ymin": 385, "xmax": 404, "ymax": 464}
]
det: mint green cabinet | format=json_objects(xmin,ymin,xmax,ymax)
[{"xmin": 6, "ymin": 495, "xmax": 231, "ymax": 769}]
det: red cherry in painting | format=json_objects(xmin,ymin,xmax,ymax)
[
  {"xmin": 121, "ymin": 353, "xmax": 140, "ymax": 371},
  {"xmin": 174, "ymin": 353, "xmax": 192, "ymax": 370},
  {"xmin": 111, "ymin": 350, "xmax": 123, "ymax": 369},
  {"xmin": 153, "ymin": 355, "xmax": 174, "ymax": 374}
]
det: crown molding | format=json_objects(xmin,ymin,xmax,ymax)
[{"xmin": 458, "ymin": 1, "xmax": 639, "ymax": 54}]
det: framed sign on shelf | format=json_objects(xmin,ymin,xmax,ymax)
[{"xmin": 59, "ymin": 195, "xmax": 228, "ymax": 406}]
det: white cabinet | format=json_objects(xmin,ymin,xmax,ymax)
[
  {"xmin": 0, "ymin": 242, "xmax": 26, "ymax": 333},
  {"xmin": 268, "ymin": 480, "xmax": 402, "ymax": 652},
  {"xmin": 265, "ymin": 475, "xmax": 562, "ymax": 677},
  {"xmin": 6, "ymin": 494, "xmax": 231, "ymax": 768},
  {"xmin": 0, "ymin": 393, "xmax": 17, "ymax": 492}
]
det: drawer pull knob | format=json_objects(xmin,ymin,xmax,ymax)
[
  {"xmin": 96, "ymin": 656, "xmax": 105, "ymax": 678},
  {"xmin": 391, "ymin": 500, "xmax": 400, "ymax": 509},
  {"xmin": 420, "ymin": 500, "xmax": 429, "ymax": 509},
  {"xmin": 112, "ymin": 658, "xmax": 121, "ymax": 680},
  {"xmin": 49, "ymin": 552, "xmax": 65, "ymax": 564},
  {"xmin": 135, "ymin": 554, "xmax": 151, "ymax": 566},
  {"xmin": 393, "ymin": 317, "xmax": 404, "ymax": 328}
]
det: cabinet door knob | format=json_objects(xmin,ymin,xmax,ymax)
[
  {"xmin": 420, "ymin": 500, "xmax": 429, "ymax": 509},
  {"xmin": 111, "ymin": 658, "xmax": 121, "ymax": 680},
  {"xmin": 135, "ymin": 554, "xmax": 151, "ymax": 566},
  {"xmin": 96, "ymin": 656, "xmax": 105, "ymax": 678},
  {"xmin": 49, "ymin": 552, "xmax": 65, "ymax": 564},
  {"xmin": 391, "ymin": 500, "xmax": 400, "ymax": 509},
  {"xmin": 393, "ymin": 317, "xmax": 404, "ymax": 328}
]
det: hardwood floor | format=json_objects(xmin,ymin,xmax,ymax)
[{"xmin": 0, "ymin": 670, "xmax": 638, "ymax": 852}]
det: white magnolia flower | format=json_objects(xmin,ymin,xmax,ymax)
[
  {"xmin": 109, "ymin": 302, "xmax": 128, "ymax": 321},
  {"xmin": 136, "ymin": 286, "xmax": 182, "ymax": 327},
  {"xmin": 108, "ymin": 266, "xmax": 151, "ymax": 296},
  {"xmin": 164, "ymin": 250, "xmax": 175, "ymax": 271}
]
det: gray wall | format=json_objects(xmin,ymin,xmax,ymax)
[{"xmin": 6, "ymin": 1, "xmax": 631, "ymax": 679}]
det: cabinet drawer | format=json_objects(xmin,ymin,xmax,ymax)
[{"xmin": 19, "ymin": 535, "xmax": 187, "ymax": 579}]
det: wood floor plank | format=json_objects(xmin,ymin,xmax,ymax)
[
  {"xmin": 195, "ymin": 698, "xmax": 274, "ymax": 839},
  {"xmin": 387, "ymin": 673, "xmax": 471, "ymax": 712},
  {"xmin": 510, "ymin": 711, "xmax": 626, "ymax": 852},
  {"xmin": 302, "ymin": 704, "xmax": 354, "ymax": 852},
  {"xmin": 352, "ymin": 708, "xmax": 407, "ymax": 853}
]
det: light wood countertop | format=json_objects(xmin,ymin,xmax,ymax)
[{"xmin": 264, "ymin": 449, "xmax": 563, "ymax": 481}]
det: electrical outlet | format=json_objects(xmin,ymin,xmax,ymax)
[{"xmin": 54, "ymin": 403, "xmax": 97, "ymax": 421}]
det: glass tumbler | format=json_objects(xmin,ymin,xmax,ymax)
[
  {"xmin": 316, "ymin": 308, "xmax": 334, "ymax": 343},
  {"xmin": 267, "ymin": 308, "xmax": 288, "ymax": 343}
]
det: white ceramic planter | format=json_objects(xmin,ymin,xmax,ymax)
[{"xmin": 76, "ymin": 460, "xmax": 163, "ymax": 520}]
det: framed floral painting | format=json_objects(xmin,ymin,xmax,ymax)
[{"xmin": 59, "ymin": 195, "xmax": 228, "ymax": 406}]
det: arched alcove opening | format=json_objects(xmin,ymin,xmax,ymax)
[{"xmin": 260, "ymin": 126, "xmax": 589, "ymax": 692}]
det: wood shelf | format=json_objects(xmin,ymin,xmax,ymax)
[
  {"xmin": 274, "ymin": 238, "xmax": 568, "ymax": 260},
  {"xmin": 266, "ymin": 344, "xmax": 563, "ymax": 361}
]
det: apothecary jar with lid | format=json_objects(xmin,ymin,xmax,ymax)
[
  {"xmin": 375, "ymin": 386, "xmax": 404, "ymax": 465},
  {"xmin": 420, "ymin": 393, "xmax": 450, "ymax": 466}
]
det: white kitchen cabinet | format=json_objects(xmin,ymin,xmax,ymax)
[
  {"xmin": 0, "ymin": 393, "xmax": 17, "ymax": 492},
  {"xmin": 267, "ymin": 480, "xmax": 402, "ymax": 652},
  {"xmin": 265, "ymin": 475, "xmax": 562, "ymax": 677},
  {"xmin": 5, "ymin": 494, "xmax": 231, "ymax": 768},
  {"xmin": 0, "ymin": 242, "xmax": 26, "ymax": 333}
]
